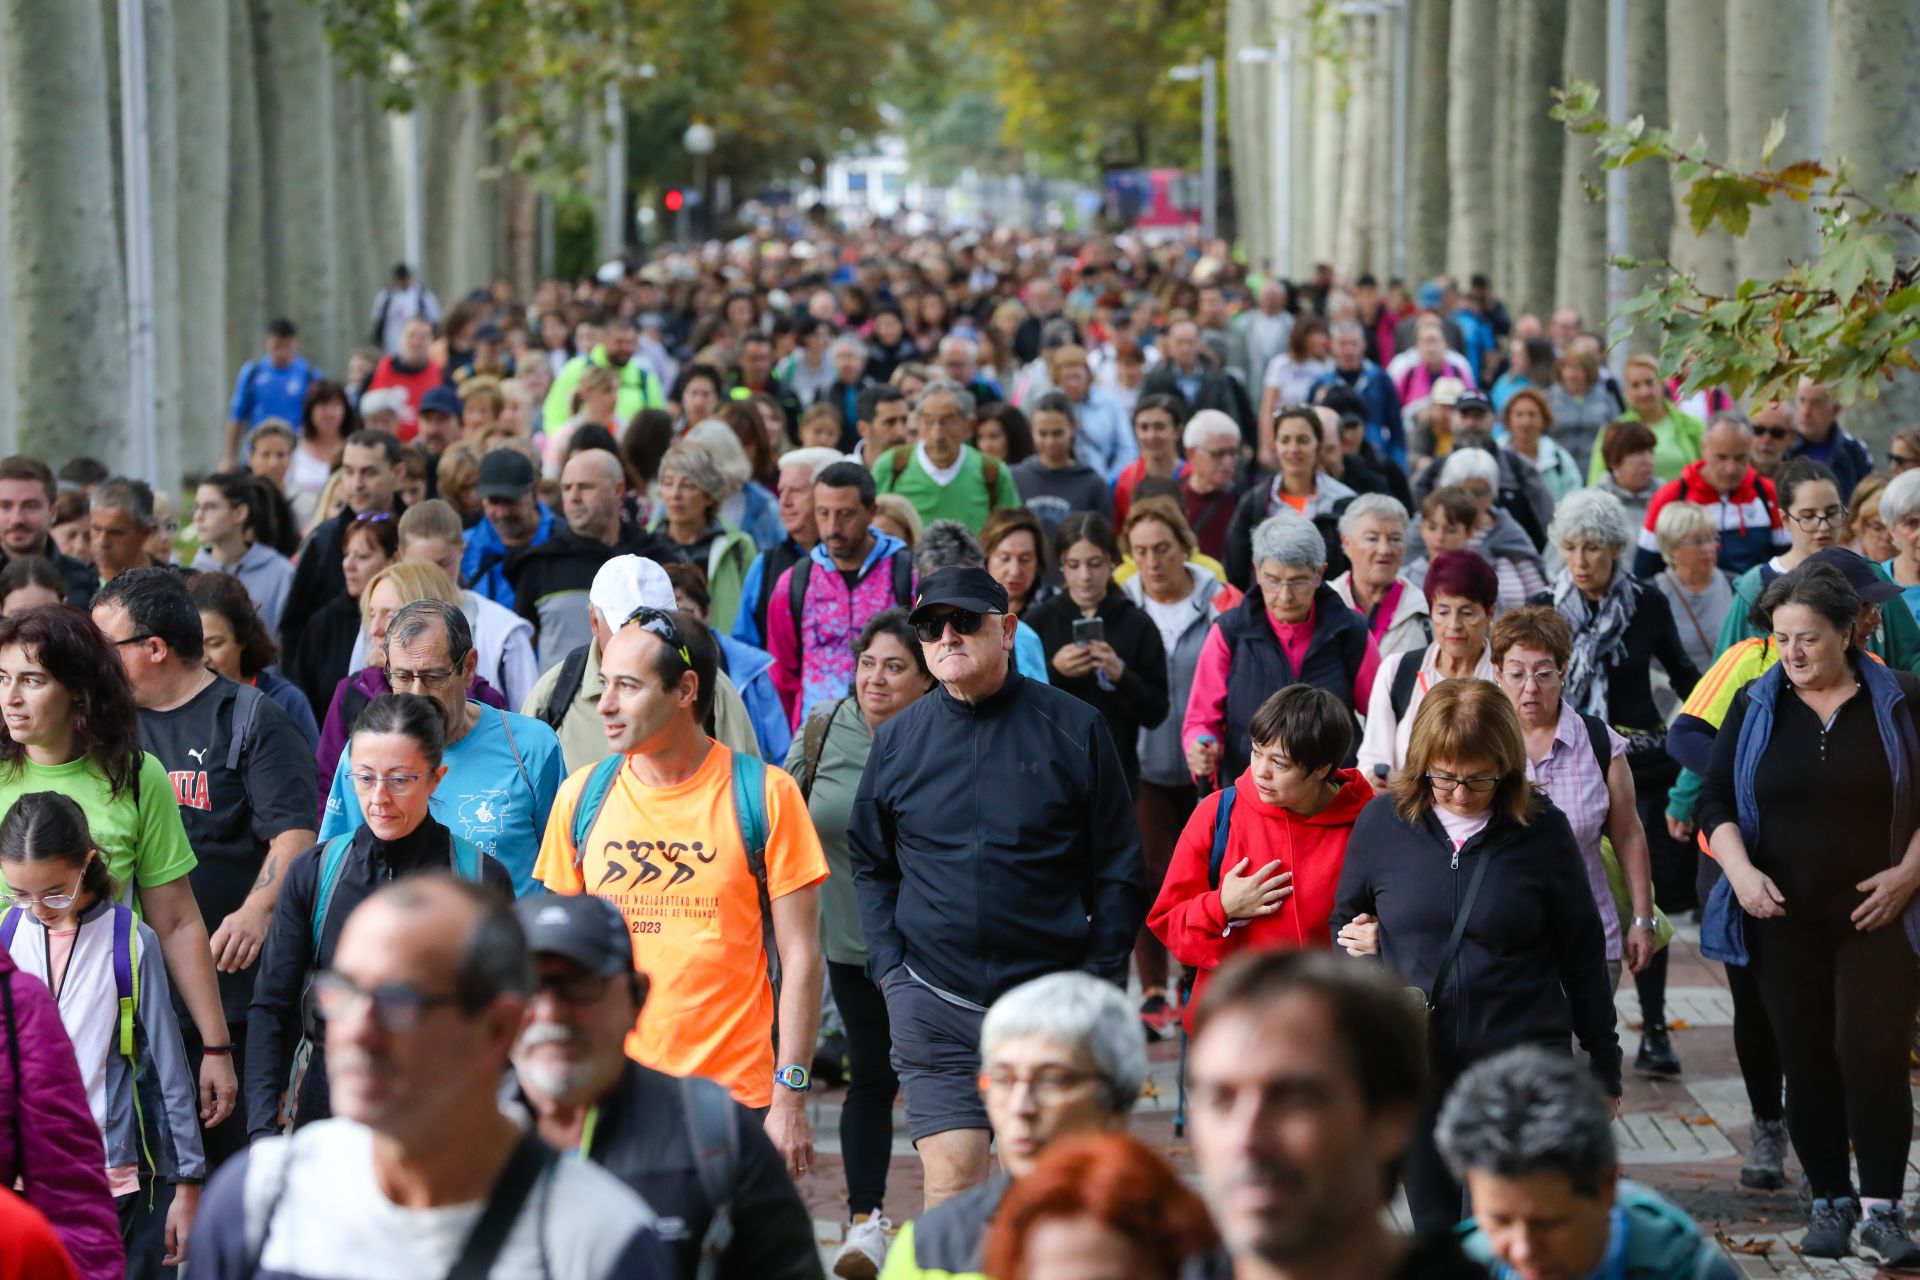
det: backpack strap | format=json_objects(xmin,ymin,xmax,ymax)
[
  {"xmin": 889, "ymin": 548, "xmax": 913, "ymax": 608},
  {"xmin": 1578, "ymin": 713, "xmax": 1613, "ymax": 778},
  {"xmin": 885, "ymin": 446, "xmax": 910, "ymax": 488},
  {"xmin": 449, "ymin": 834, "xmax": 485, "ymax": 882},
  {"xmin": 111, "ymin": 904, "xmax": 137, "ymax": 1061},
  {"xmin": 981, "ymin": 452, "xmax": 1003, "ymax": 505},
  {"xmin": 569, "ymin": 755, "xmax": 626, "ymax": 868},
  {"xmin": 310, "ymin": 834, "xmax": 357, "ymax": 953},
  {"xmin": 443, "ymin": 1132, "xmax": 557, "ymax": 1280},
  {"xmin": 540, "ymin": 645, "xmax": 591, "ymax": 732},
  {"xmin": 495, "ymin": 707, "xmax": 532, "ymax": 800},
  {"xmin": 1206, "ymin": 786, "xmax": 1238, "ymax": 890},
  {"xmin": 226, "ymin": 680, "xmax": 265, "ymax": 772},
  {"xmin": 795, "ymin": 698, "xmax": 845, "ymax": 802},
  {"xmin": 1389, "ymin": 645, "xmax": 1429, "ymax": 722},
  {"xmin": 0, "ymin": 907, "xmax": 19, "ymax": 951},
  {"xmin": 730, "ymin": 752, "xmax": 779, "ymax": 998},
  {"xmin": 787, "ymin": 557, "xmax": 814, "ymax": 640},
  {"xmin": 677, "ymin": 1074, "xmax": 741, "ymax": 1280}
]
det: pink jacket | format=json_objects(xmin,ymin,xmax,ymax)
[
  {"xmin": 766, "ymin": 535, "xmax": 911, "ymax": 727},
  {"xmin": 0, "ymin": 950, "xmax": 123, "ymax": 1280}
]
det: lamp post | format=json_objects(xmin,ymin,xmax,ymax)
[
  {"xmin": 1168, "ymin": 58, "xmax": 1218, "ymax": 242},
  {"xmin": 683, "ymin": 120, "xmax": 715, "ymax": 243}
]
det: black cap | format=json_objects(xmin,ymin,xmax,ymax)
[
  {"xmin": 515, "ymin": 896, "xmax": 634, "ymax": 977},
  {"xmin": 1455, "ymin": 391, "xmax": 1494, "ymax": 415},
  {"xmin": 1801, "ymin": 547, "xmax": 1904, "ymax": 604},
  {"xmin": 475, "ymin": 448, "xmax": 537, "ymax": 500},
  {"xmin": 420, "ymin": 386, "xmax": 464, "ymax": 419},
  {"xmin": 907, "ymin": 565, "xmax": 1009, "ymax": 623}
]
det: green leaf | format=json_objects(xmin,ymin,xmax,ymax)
[
  {"xmin": 1761, "ymin": 113, "xmax": 1787, "ymax": 164},
  {"xmin": 1813, "ymin": 229, "xmax": 1898, "ymax": 305},
  {"xmin": 1684, "ymin": 174, "xmax": 1769, "ymax": 237},
  {"xmin": 1889, "ymin": 170, "xmax": 1920, "ymax": 216}
]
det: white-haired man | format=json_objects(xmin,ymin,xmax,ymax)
[{"xmin": 1181, "ymin": 409, "xmax": 1246, "ymax": 562}]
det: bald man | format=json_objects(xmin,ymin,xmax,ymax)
[{"xmin": 508, "ymin": 447, "xmax": 685, "ymax": 668}]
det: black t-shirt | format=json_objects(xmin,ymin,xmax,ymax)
[{"xmin": 138, "ymin": 676, "xmax": 319, "ymax": 1019}]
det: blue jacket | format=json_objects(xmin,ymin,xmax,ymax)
[
  {"xmin": 1312, "ymin": 363, "xmax": 1405, "ymax": 466},
  {"xmin": 736, "ymin": 482, "xmax": 787, "ymax": 553},
  {"xmin": 1459, "ymin": 1180, "xmax": 1739, "ymax": 1280},
  {"xmin": 1786, "ymin": 427, "xmax": 1874, "ymax": 501},
  {"xmin": 714, "ymin": 634, "xmax": 793, "ymax": 764},
  {"xmin": 461, "ymin": 504, "xmax": 560, "ymax": 610},
  {"xmin": 1069, "ymin": 386, "xmax": 1138, "ymax": 482}
]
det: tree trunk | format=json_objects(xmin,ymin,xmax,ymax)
[
  {"xmin": 141, "ymin": 0, "xmax": 182, "ymax": 488},
  {"xmin": 1622, "ymin": 0, "xmax": 1672, "ymax": 355},
  {"xmin": 332, "ymin": 74, "xmax": 378, "ymax": 344},
  {"xmin": 225, "ymin": 0, "xmax": 265, "ymax": 384},
  {"xmin": 419, "ymin": 72, "xmax": 471, "ymax": 299},
  {"xmin": 1725, "ymin": 0, "xmax": 1827, "ymax": 280},
  {"xmin": 1288, "ymin": 0, "xmax": 1314, "ymax": 278},
  {"xmin": 1827, "ymin": 0, "xmax": 1920, "ymax": 451},
  {"xmin": 1334, "ymin": 13, "xmax": 1375, "ymax": 274},
  {"xmin": 1227, "ymin": 0, "xmax": 1270, "ymax": 273},
  {"xmin": 257, "ymin": 0, "xmax": 342, "ymax": 373},
  {"xmin": 1664, "ymin": 0, "xmax": 1734, "ymax": 295},
  {"xmin": 1489, "ymin": 0, "xmax": 1520, "ymax": 294},
  {"xmin": 363, "ymin": 88, "xmax": 402, "ymax": 273},
  {"xmin": 1364, "ymin": 9, "xmax": 1394, "ymax": 278},
  {"xmin": 1508, "ymin": 0, "xmax": 1566, "ymax": 318},
  {"xmin": 1555, "ymin": 0, "xmax": 1608, "ymax": 332},
  {"xmin": 1308, "ymin": 44, "xmax": 1344, "ymax": 268},
  {"xmin": 174, "ymin": 0, "xmax": 229, "ymax": 469},
  {"xmin": 1446, "ymin": 0, "xmax": 1496, "ymax": 282},
  {"xmin": 1406, "ymin": 0, "xmax": 1451, "ymax": 281},
  {"xmin": 3, "ymin": 0, "xmax": 129, "ymax": 464}
]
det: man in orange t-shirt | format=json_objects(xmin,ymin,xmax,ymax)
[{"xmin": 534, "ymin": 606, "xmax": 827, "ymax": 1179}]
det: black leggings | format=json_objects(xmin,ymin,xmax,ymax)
[
  {"xmin": 1748, "ymin": 914, "xmax": 1920, "ymax": 1200},
  {"xmin": 829, "ymin": 961, "xmax": 899, "ymax": 1218},
  {"xmin": 1698, "ymin": 855, "xmax": 1784, "ymax": 1121}
]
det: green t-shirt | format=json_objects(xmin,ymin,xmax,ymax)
[
  {"xmin": 871, "ymin": 443, "xmax": 1022, "ymax": 534},
  {"xmin": 0, "ymin": 752, "xmax": 197, "ymax": 906}
]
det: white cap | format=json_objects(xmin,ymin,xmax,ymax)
[{"xmin": 589, "ymin": 556, "xmax": 675, "ymax": 628}]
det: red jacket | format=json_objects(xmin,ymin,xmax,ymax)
[{"xmin": 1149, "ymin": 766, "xmax": 1373, "ymax": 1028}]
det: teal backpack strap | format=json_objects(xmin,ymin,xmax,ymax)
[
  {"xmin": 569, "ymin": 755, "xmax": 625, "ymax": 869},
  {"xmin": 729, "ymin": 752, "xmax": 779, "ymax": 998},
  {"xmin": 449, "ymin": 834, "xmax": 484, "ymax": 882},
  {"xmin": 310, "ymin": 834, "xmax": 357, "ymax": 953}
]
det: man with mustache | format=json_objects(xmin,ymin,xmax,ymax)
[
  {"xmin": 507, "ymin": 894, "xmax": 820, "ymax": 1280},
  {"xmin": 1184, "ymin": 950, "xmax": 1487, "ymax": 1280}
]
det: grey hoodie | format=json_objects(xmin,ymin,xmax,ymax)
[{"xmin": 1121, "ymin": 565, "xmax": 1238, "ymax": 787}]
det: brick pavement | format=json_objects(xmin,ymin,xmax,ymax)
[{"xmin": 794, "ymin": 926, "xmax": 1918, "ymax": 1277}]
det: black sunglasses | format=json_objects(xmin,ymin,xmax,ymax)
[
  {"xmin": 623, "ymin": 606, "xmax": 693, "ymax": 668},
  {"xmin": 913, "ymin": 609, "xmax": 988, "ymax": 644}
]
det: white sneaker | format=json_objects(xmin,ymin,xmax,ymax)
[{"xmin": 832, "ymin": 1215, "xmax": 893, "ymax": 1279}]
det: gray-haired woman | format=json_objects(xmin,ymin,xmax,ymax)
[
  {"xmin": 1438, "ymin": 447, "xmax": 1548, "ymax": 614},
  {"xmin": 1329, "ymin": 494, "xmax": 1432, "ymax": 654},
  {"xmin": 647, "ymin": 443, "xmax": 757, "ymax": 631},
  {"xmin": 1183, "ymin": 513, "xmax": 1382, "ymax": 786}
]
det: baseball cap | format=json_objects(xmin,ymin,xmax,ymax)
[
  {"xmin": 515, "ymin": 895, "xmax": 634, "ymax": 977},
  {"xmin": 907, "ymin": 566, "xmax": 1009, "ymax": 624},
  {"xmin": 474, "ymin": 449, "xmax": 536, "ymax": 500},
  {"xmin": 589, "ymin": 555, "xmax": 675, "ymax": 628},
  {"xmin": 420, "ymin": 386, "xmax": 464, "ymax": 419},
  {"xmin": 1455, "ymin": 391, "xmax": 1494, "ymax": 415},
  {"xmin": 1800, "ymin": 547, "xmax": 1904, "ymax": 604},
  {"xmin": 1430, "ymin": 377, "xmax": 1466, "ymax": 408}
]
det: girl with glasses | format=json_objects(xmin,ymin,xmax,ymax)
[
  {"xmin": 0, "ymin": 791, "xmax": 205, "ymax": 1277},
  {"xmin": 1333, "ymin": 678, "xmax": 1620, "ymax": 1234},
  {"xmin": 246, "ymin": 694, "xmax": 511, "ymax": 1145}
]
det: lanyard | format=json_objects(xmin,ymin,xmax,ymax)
[{"xmin": 575, "ymin": 1104, "xmax": 601, "ymax": 1161}]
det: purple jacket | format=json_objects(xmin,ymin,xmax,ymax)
[
  {"xmin": 0, "ymin": 950, "xmax": 123, "ymax": 1280},
  {"xmin": 314, "ymin": 666, "xmax": 511, "ymax": 796}
]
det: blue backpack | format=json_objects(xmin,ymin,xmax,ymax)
[{"xmin": 566, "ymin": 751, "xmax": 778, "ymax": 996}]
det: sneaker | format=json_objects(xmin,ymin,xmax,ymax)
[
  {"xmin": 832, "ymin": 1215, "xmax": 892, "ymax": 1279},
  {"xmin": 1634, "ymin": 1023, "xmax": 1682, "ymax": 1077},
  {"xmin": 1859, "ymin": 1203, "xmax": 1920, "ymax": 1268},
  {"xmin": 1739, "ymin": 1118, "xmax": 1788, "ymax": 1190},
  {"xmin": 1800, "ymin": 1197, "xmax": 1859, "ymax": 1259},
  {"xmin": 1139, "ymin": 994, "xmax": 1177, "ymax": 1041}
]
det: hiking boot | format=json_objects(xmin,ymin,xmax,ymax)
[
  {"xmin": 1859, "ymin": 1203, "xmax": 1920, "ymax": 1268},
  {"xmin": 1739, "ymin": 1118, "xmax": 1788, "ymax": 1191},
  {"xmin": 1634, "ymin": 1023, "xmax": 1682, "ymax": 1077},
  {"xmin": 1139, "ymin": 993, "xmax": 1177, "ymax": 1041},
  {"xmin": 1800, "ymin": 1197, "xmax": 1859, "ymax": 1259},
  {"xmin": 832, "ymin": 1214, "xmax": 892, "ymax": 1279}
]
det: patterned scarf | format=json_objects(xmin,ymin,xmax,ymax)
[{"xmin": 1555, "ymin": 566, "xmax": 1639, "ymax": 720}]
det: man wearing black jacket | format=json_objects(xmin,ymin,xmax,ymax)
[
  {"xmin": 508, "ymin": 895, "xmax": 822, "ymax": 1280},
  {"xmin": 280, "ymin": 428, "xmax": 404, "ymax": 658},
  {"xmin": 849, "ymin": 565, "xmax": 1145, "ymax": 1210},
  {"xmin": 1142, "ymin": 320, "xmax": 1256, "ymax": 446},
  {"xmin": 0, "ymin": 454, "xmax": 98, "ymax": 604}
]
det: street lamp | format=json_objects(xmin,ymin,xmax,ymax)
[
  {"xmin": 684, "ymin": 121, "xmax": 715, "ymax": 242},
  {"xmin": 1168, "ymin": 58, "xmax": 1217, "ymax": 242}
]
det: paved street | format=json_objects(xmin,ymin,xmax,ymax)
[{"xmin": 794, "ymin": 925, "xmax": 1920, "ymax": 1277}]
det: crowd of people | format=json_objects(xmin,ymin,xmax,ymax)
[{"xmin": 0, "ymin": 223, "xmax": 1917, "ymax": 1279}]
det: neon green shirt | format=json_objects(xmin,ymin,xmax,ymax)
[{"xmin": 0, "ymin": 752, "xmax": 197, "ymax": 906}]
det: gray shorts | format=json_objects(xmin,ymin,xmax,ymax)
[{"xmin": 880, "ymin": 969, "xmax": 990, "ymax": 1142}]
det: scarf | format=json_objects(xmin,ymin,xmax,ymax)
[{"xmin": 1555, "ymin": 567, "xmax": 1638, "ymax": 719}]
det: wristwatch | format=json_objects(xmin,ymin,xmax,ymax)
[
  {"xmin": 774, "ymin": 1064, "xmax": 813, "ymax": 1093},
  {"xmin": 1630, "ymin": 916, "xmax": 1658, "ymax": 930}
]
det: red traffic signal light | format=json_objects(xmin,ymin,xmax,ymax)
[{"xmin": 664, "ymin": 189, "xmax": 684, "ymax": 212}]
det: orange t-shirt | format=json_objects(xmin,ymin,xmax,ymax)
[
  {"xmin": 1276, "ymin": 490, "xmax": 1309, "ymax": 514},
  {"xmin": 534, "ymin": 743, "xmax": 827, "ymax": 1108}
]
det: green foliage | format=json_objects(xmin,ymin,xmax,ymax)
[{"xmin": 1553, "ymin": 80, "xmax": 1920, "ymax": 408}]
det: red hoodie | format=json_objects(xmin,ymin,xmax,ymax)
[{"xmin": 1148, "ymin": 766, "xmax": 1374, "ymax": 1028}]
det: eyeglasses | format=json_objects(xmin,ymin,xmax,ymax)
[
  {"xmin": 1257, "ymin": 576, "xmax": 1320, "ymax": 597},
  {"xmin": 1499, "ymin": 669, "xmax": 1562, "ymax": 689},
  {"xmin": 535, "ymin": 969, "xmax": 618, "ymax": 1006},
  {"xmin": 387, "ymin": 666, "xmax": 458, "ymax": 691},
  {"xmin": 111, "ymin": 634, "xmax": 157, "ymax": 648},
  {"xmin": 1892, "ymin": 452, "xmax": 1920, "ymax": 472},
  {"xmin": 912, "ymin": 608, "xmax": 988, "ymax": 643},
  {"xmin": 979, "ymin": 1066, "xmax": 1099, "ymax": 1104},
  {"xmin": 1753, "ymin": 426, "xmax": 1796, "ymax": 442},
  {"xmin": 0, "ymin": 864, "xmax": 87, "ymax": 911},
  {"xmin": 311, "ymin": 970, "xmax": 463, "ymax": 1033},
  {"xmin": 348, "ymin": 771, "xmax": 427, "ymax": 796},
  {"xmin": 1860, "ymin": 518, "xmax": 1889, "ymax": 536},
  {"xmin": 1786, "ymin": 505, "xmax": 1847, "ymax": 531},
  {"xmin": 1425, "ymin": 773, "xmax": 1502, "ymax": 793},
  {"xmin": 623, "ymin": 606, "xmax": 693, "ymax": 668},
  {"xmin": 1199, "ymin": 445, "xmax": 1240, "ymax": 462}
]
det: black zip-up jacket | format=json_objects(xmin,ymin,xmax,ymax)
[
  {"xmin": 849, "ymin": 668, "xmax": 1146, "ymax": 1004},
  {"xmin": 244, "ymin": 818, "xmax": 512, "ymax": 1140},
  {"xmin": 1023, "ymin": 588, "xmax": 1170, "ymax": 794},
  {"xmin": 505, "ymin": 522, "xmax": 685, "ymax": 643},
  {"xmin": 1332, "ymin": 795, "xmax": 1622, "ymax": 1093},
  {"xmin": 282, "ymin": 502, "xmax": 403, "ymax": 657},
  {"xmin": 505, "ymin": 1063, "xmax": 822, "ymax": 1280}
]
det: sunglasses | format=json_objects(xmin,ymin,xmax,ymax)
[
  {"xmin": 913, "ymin": 608, "xmax": 988, "ymax": 644},
  {"xmin": 1754, "ymin": 426, "xmax": 1795, "ymax": 441},
  {"xmin": 623, "ymin": 606, "xmax": 693, "ymax": 668}
]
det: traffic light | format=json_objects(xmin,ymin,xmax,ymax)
[{"xmin": 664, "ymin": 189, "xmax": 684, "ymax": 212}]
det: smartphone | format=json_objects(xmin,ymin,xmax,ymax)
[{"xmin": 1072, "ymin": 617, "xmax": 1106, "ymax": 646}]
